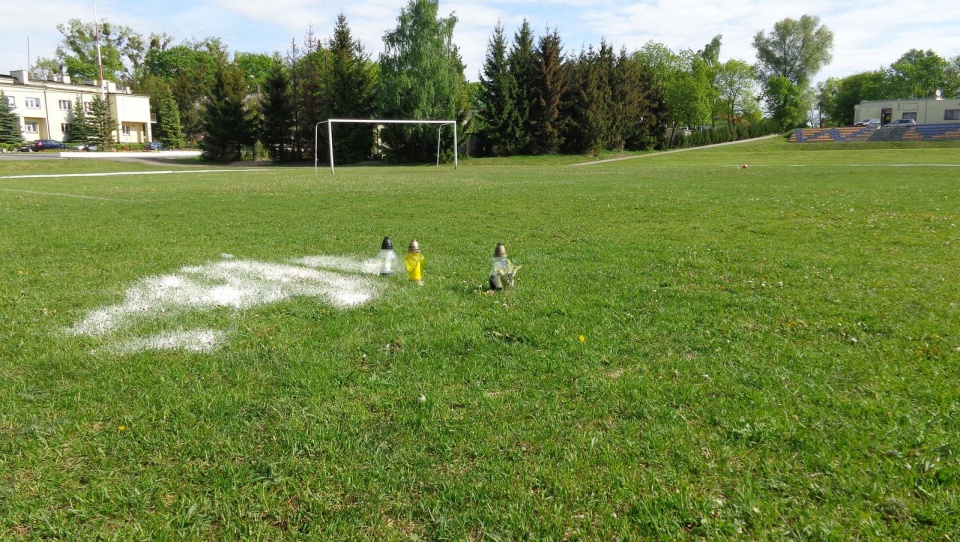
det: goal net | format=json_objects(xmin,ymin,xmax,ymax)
[{"xmin": 315, "ymin": 119, "xmax": 459, "ymax": 175}]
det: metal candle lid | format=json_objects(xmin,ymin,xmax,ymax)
[
  {"xmin": 408, "ymin": 239, "xmax": 421, "ymax": 253},
  {"xmin": 493, "ymin": 243, "xmax": 507, "ymax": 257},
  {"xmin": 381, "ymin": 236, "xmax": 393, "ymax": 250}
]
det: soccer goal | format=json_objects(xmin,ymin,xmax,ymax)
[{"xmin": 315, "ymin": 119, "xmax": 459, "ymax": 175}]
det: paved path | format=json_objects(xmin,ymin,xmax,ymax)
[{"xmin": 571, "ymin": 134, "xmax": 780, "ymax": 167}]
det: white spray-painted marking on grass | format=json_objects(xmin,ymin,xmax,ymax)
[
  {"xmin": 108, "ymin": 329, "xmax": 227, "ymax": 355},
  {"xmin": 68, "ymin": 254, "xmax": 383, "ymax": 354}
]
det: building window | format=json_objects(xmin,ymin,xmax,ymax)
[
  {"xmin": 902, "ymin": 112, "xmax": 918, "ymax": 121},
  {"xmin": 61, "ymin": 123, "xmax": 71, "ymax": 134},
  {"xmin": 58, "ymin": 100, "xmax": 72, "ymax": 110},
  {"xmin": 83, "ymin": 102, "xmax": 93, "ymax": 113},
  {"xmin": 5, "ymin": 96, "xmax": 13, "ymax": 107},
  {"xmin": 24, "ymin": 122, "xmax": 38, "ymax": 133},
  {"xmin": 25, "ymin": 97, "xmax": 41, "ymax": 109},
  {"xmin": 945, "ymin": 110, "xmax": 960, "ymax": 121},
  {"xmin": 121, "ymin": 125, "xmax": 131, "ymax": 136}
]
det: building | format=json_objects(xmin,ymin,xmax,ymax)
[
  {"xmin": 0, "ymin": 70, "xmax": 152, "ymax": 144},
  {"xmin": 854, "ymin": 96, "xmax": 960, "ymax": 126}
]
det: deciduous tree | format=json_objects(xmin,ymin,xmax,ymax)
[
  {"xmin": 752, "ymin": 14, "xmax": 834, "ymax": 88},
  {"xmin": 377, "ymin": 0, "xmax": 466, "ymax": 162}
]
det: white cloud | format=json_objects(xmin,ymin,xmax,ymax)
[{"xmin": 3, "ymin": 0, "xmax": 960, "ymax": 83}]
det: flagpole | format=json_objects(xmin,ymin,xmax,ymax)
[{"xmin": 93, "ymin": 0, "xmax": 105, "ymax": 96}]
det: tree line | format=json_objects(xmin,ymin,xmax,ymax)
[{"xmin": 13, "ymin": 2, "xmax": 958, "ymax": 160}]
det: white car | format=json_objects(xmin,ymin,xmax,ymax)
[
  {"xmin": 854, "ymin": 119, "xmax": 881, "ymax": 127},
  {"xmin": 884, "ymin": 119, "xmax": 917, "ymax": 127}
]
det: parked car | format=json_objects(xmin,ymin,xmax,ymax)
[
  {"xmin": 19, "ymin": 139, "xmax": 69, "ymax": 152},
  {"xmin": 884, "ymin": 119, "xmax": 917, "ymax": 127},
  {"xmin": 144, "ymin": 141, "xmax": 164, "ymax": 151},
  {"xmin": 854, "ymin": 118, "xmax": 881, "ymax": 127}
]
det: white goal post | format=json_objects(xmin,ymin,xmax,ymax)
[{"xmin": 315, "ymin": 119, "xmax": 458, "ymax": 175}]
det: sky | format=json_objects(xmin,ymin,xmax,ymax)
[{"xmin": 3, "ymin": 0, "xmax": 960, "ymax": 86}]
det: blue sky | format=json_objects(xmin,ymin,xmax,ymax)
[{"xmin": 3, "ymin": 1, "xmax": 960, "ymax": 85}]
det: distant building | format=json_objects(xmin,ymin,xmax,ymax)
[
  {"xmin": 0, "ymin": 70, "xmax": 152, "ymax": 143},
  {"xmin": 854, "ymin": 96, "xmax": 960, "ymax": 126}
]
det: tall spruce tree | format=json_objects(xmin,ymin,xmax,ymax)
[
  {"xmin": 478, "ymin": 22, "xmax": 521, "ymax": 156},
  {"xmin": 296, "ymin": 27, "xmax": 331, "ymax": 162},
  {"xmin": 157, "ymin": 86, "xmax": 185, "ymax": 148},
  {"xmin": 562, "ymin": 43, "xmax": 614, "ymax": 155},
  {"xmin": 259, "ymin": 62, "xmax": 294, "ymax": 162},
  {"xmin": 531, "ymin": 28, "xmax": 566, "ymax": 154},
  {"xmin": 67, "ymin": 95, "xmax": 91, "ymax": 146},
  {"xmin": 507, "ymin": 20, "xmax": 537, "ymax": 154},
  {"xmin": 328, "ymin": 13, "xmax": 375, "ymax": 163},
  {"xmin": 201, "ymin": 61, "xmax": 254, "ymax": 162},
  {"xmin": 377, "ymin": 0, "xmax": 466, "ymax": 162},
  {"xmin": 86, "ymin": 95, "xmax": 115, "ymax": 150},
  {"xmin": 0, "ymin": 91, "xmax": 24, "ymax": 145}
]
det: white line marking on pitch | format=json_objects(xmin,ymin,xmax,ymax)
[
  {"xmin": 0, "ymin": 169, "xmax": 259, "ymax": 180},
  {"xmin": 0, "ymin": 189, "xmax": 135, "ymax": 202}
]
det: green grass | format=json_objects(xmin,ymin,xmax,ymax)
[{"xmin": 1, "ymin": 139, "xmax": 958, "ymax": 539}]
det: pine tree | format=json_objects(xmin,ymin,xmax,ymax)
[
  {"xmin": 0, "ymin": 91, "xmax": 23, "ymax": 145},
  {"xmin": 328, "ymin": 13, "xmax": 375, "ymax": 163},
  {"xmin": 259, "ymin": 62, "xmax": 294, "ymax": 162},
  {"xmin": 86, "ymin": 95, "xmax": 115, "ymax": 151},
  {"xmin": 201, "ymin": 62, "xmax": 254, "ymax": 162},
  {"xmin": 157, "ymin": 86, "xmax": 185, "ymax": 148},
  {"xmin": 531, "ymin": 29, "xmax": 566, "ymax": 154},
  {"xmin": 478, "ymin": 22, "xmax": 521, "ymax": 156},
  {"xmin": 66, "ymin": 95, "xmax": 91, "ymax": 146},
  {"xmin": 506, "ymin": 20, "xmax": 537, "ymax": 154}
]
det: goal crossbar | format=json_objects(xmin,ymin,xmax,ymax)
[{"xmin": 315, "ymin": 119, "xmax": 458, "ymax": 175}]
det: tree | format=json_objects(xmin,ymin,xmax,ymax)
[
  {"xmin": 86, "ymin": 95, "xmax": 115, "ymax": 150},
  {"xmin": 715, "ymin": 59, "xmax": 760, "ymax": 124},
  {"xmin": 609, "ymin": 48, "xmax": 657, "ymax": 151},
  {"xmin": 144, "ymin": 39, "xmax": 225, "ymax": 137},
  {"xmin": 66, "ymin": 95, "xmax": 91, "ymax": 145},
  {"xmin": 34, "ymin": 18, "xmax": 146, "ymax": 85},
  {"xmin": 765, "ymin": 75, "xmax": 805, "ymax": 129},
  {"xmin": 635, "ymin": 42, "xmax": 713, "ymax": 147},
  {"xmin": 817, "ymin": 71, "xmax": 888, "ymax": 125},
  {"xmin": 507, "ymin": 20, "xmax": 538, "ymax": 154},
  {"xmin": 259, "ymin": 63, "xmax": 294, "ymax": 162},
  {"xmin": 531, "ymin": 28, "xmax": 566, "ymax": 154},
  {"xmin": 377, "ymin": 0, "xmax": 467, "ymax": 162},
  {"xmin": 478, "ymin": 22, "xmax": 521, "ymax": 156},
  {"xmin": 752, "ymin": 15, "xmax": 834, "ymax": 88},
  {"xmin": 0, "ymin": 92, "xmax": 23, "ymax": 145},
  {"xmin": 201, "ymin": 62, "xmax": 254, "ymax": 162},
  {"xmin": 327, "ymin": 14, "xmax": 376, "ymax": 163},
  {"xmin": 562, "ymin": 43, "xmax": 614, "ymax": 155},
  {"xmin": 887, "ymin": 49, "xmax": 949, "ymax": 99},
  {"xmin": 156, "ymin": 86, "xmax": 185, "ymax": 148}
]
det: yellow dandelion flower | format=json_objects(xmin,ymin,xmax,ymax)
[
  {"xmin": 578, "ymin": 335, "xmax": 586, "ymax": 343},
  {"xmin": 117, "ymin": 425, "xmax": 126, "ymax": 431}
]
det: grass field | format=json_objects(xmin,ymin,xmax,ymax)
[{"xmin": 1, "ymin": 138, "xmax": 958, "ymax": 539}]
